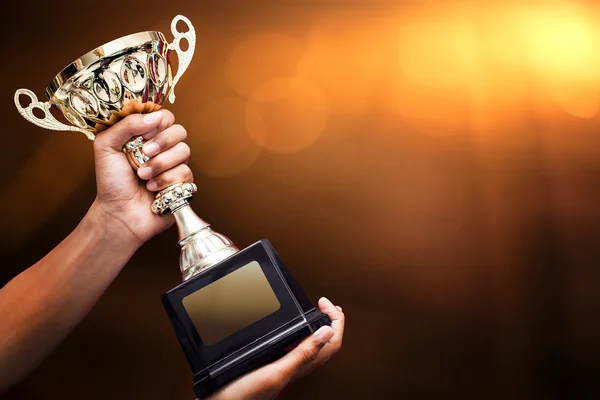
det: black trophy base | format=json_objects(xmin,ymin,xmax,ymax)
[{"xmin": 162, "ymin": 239, "xmax": 331, "ymax": 398}]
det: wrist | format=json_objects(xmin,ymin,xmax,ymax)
[{"xmin": 86, "ymin": 200, "xmax": 145, "ymax": 252}]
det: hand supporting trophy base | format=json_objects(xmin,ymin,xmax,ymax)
[{"xmin": 14, "ymin": 15, "xmax": 331, "ymax": 398}]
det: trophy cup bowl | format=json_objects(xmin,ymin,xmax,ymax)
[
  {"xmin": 14, "ymin": 15, "xmax": 331, "ymax": 398},
  {"xmin": 15, "ymin": 15, "xmax": 194, "ymax": 143}
]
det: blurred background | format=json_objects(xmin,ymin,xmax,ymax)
[{"xmin": 2, "ymin": 0, "xmax": 600, "ymax": 398}]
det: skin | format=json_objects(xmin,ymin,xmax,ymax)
[
  {"xmin": 203, "ymin": 298, "xmax": 345, "ymax": 400},
  {"xmin": 0, "ymin": 110, "xmax": 345, "ymax": 398}
]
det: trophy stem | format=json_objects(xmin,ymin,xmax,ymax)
[{"xmin": 173, "ymin": 205, "xmax": 239, "ymax": 281}]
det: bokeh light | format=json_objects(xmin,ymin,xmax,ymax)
[
  {"xmin": 245, "ymin": 77, "xmax": 329, "ymax": 153},
  {"xmin": 396, "ymin": 74, "xmax": 471, "ymax": 136},
  {"xmin": 394, "ymin": 1, "xmax": 600, "ymax": 130},
  {"xmin": 224, "ymin": 33, "xmax": 304, "ymax": 98},
  {"xmin": 5, "ymin": 3, "xmax": 600, "ymax": 400},
  {"xmin": 512, "ymin": 2, "xmax": 600, "ymax": 118},
  {"xmin": 398, "ymin": 5, "xmax": 480, "ymax": 90},
  {"xmin": 297, "ymin": 13, "xmax": 396, "ymax": 114}
]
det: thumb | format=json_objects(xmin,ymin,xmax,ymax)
[
  {"xmin": 272, "ymin": 325, "xmax": 334, "ymax": 381},
  {"xmin": 94, "ymin": 111, "xmax": 164, "ymax": 153},
  {"xmin": 201, "ymin": 326, "xmax": 334, "ymax": 400}
]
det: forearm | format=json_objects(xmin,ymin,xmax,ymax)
[{"xmin": 0, "ymin": 203, "xmax": 140, "ymax": 391}]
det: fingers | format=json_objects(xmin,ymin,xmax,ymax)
[
  {"xmin": 201, "ymin": 325, "xmax": 333, "ymax": 400},
  {"xmin": 141, "ymin": 123, "xmax": 187, "ymax": 157},
  {"xmin": 141, "ymin": 109, "xmax": 176, "ymax": 142},
  {"xmin": 202, "ymin": 298, "xmax": 345, "ymax": 400},
  {"xmin": 269, "ymin": 325, "xmax": 334, "ymax": 382},
  {"xmin": 137, "ymin": 142, "xmax": 191, "ymax": 181},
  {"xmin": 147, "ymin": 164, "xmax": 193, "ymax": 191},
  {"xmin": 318, "ymin": 297, "xmax": 345, "ymax": 349},
  {"xmin": 94, "ymin": 110, "xmax": 167, "ymax": 153},
  {"xmin": 288, "ymin": 297, "xmax": 345, "ymax": 383}
]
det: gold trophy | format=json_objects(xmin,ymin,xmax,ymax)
[
  {"xmin": 14, "ymin": 15, "xmax": 331, "ymax": 398},
  {"xmin": 14, "ymin": 15, "xmax": 238, "ymax": 279}
]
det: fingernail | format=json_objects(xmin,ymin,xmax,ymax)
[
  {"xmin": 316, "ymin": 326, "xmax": 334, "ymax": 344},
  {"xmin": 143, "ymin": 142, "xmax": 160, "ymax": 157},
  {"xmin": 320, "ymin": 297, "xmax": 333, "ymax": 306},
  {"xmin": 336, "ymin": 306, "xmax": 343, "ymax": 311},
  {"xmin": 138, "ymin": 166, "xmax": 152, "ymax": 179},
  {"xmin": 147, "ymin": 180, "xmax": 158, "ymax": 191},
  {"xmin": 143, "ymin": 111, "xmax": 162, "ymax": 123}
]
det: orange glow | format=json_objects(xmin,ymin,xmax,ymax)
[
  {"xmin": 245, "ymin": 78, "xmax": 329, "ymax": 153},
  {"xmin": 512, "ymin": 2, "xmax": 600, "ymax": 118},
  {"xmin": 396, "ymin": 76, "xmax": 471, "ymax": 136},
  {"xmin": 398, "ymin": 5, "xmax": 480, "ymax": 89},
  {"xmin": 248, "ymin": 76, "xmax": 297, "ymax": 103},
  {"xmin": 8, "ymin": 9, "xmax": 600, "ymax": 397},
  {"xmin": 549, "ymin": 80, "xmax": 600, "ymax": 119},
  {"xmin": 211, "ymin": 1, "xmax": 600, "ymax": 139},
  {"xmin": 392, "ymin": 1, "xmax": 600, "ymax": 127},
  {"xmin": 297, "ymin": 14, "xmax": 396, "ymax": 113},
  {"xmin": 224, "ymin": 33, "xmax": 304, "ymax": 98},
  {"xmin": 514, "ymin": 2, "xmax": 599, "ymax": 78},
  {"xmin": 190, "ymin": 97, "xmax": 263, "ymax": 177}
]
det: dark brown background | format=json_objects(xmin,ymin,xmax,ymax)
[{"xmin": 2, "ymin": 1, "xmax": 600, "ymax": 399}]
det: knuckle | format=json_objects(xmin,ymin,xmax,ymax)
[
  {"xmin": 151, "ymin": 155, "xmax": 168, "ymax": 171},
  {"xmin": 330, "ymin": 342, "xmax": 342, "ymax": 353},
  {"xmin": 122, "ymin": 113, "xmax": 141, "ymax": 130},
  {"xmin": 179, "ymin": 142, "xmax": 191, "ymax": 159},
  {"xmin": 162, "ymin": 109, "xmax": 175, "ymax": 122},
  {"xmin": 173, "ymin": 124, "xmax": 188, "ymax": 140},
  {"xmin": 173, "ymin": 165, "xmax": 189, "ymax": 181},
  {"xmin": 182, "ymin": 166, "xmax": 194, "ymax": 182},
  {"xmin": 153, "ymin": 175, "xmax": 165, "ymax": 187}
]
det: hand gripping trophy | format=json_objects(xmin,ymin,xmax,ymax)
[{"xmin": 14, "ymin": 15, "xmax": 331, "ymax": 398}]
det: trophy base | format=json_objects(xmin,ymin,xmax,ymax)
[{"xmin": 161, "ymin": 240, "xmax": 331, "ymax": 398}]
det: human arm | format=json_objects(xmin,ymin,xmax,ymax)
[{"xmin": 0, "ymin": 110, "xmax": 190, "ymax": 392}]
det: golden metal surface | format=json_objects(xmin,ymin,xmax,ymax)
[
  {"xmin": 152, "ymin": 182, "xmax": 197, "ymax": 215},
  {"xmin": 46, "ymin": 31, "xmax": 166, "ymax": 99},
  {"xmin": 123, "ymin": 136, "xmax": 150, "ymax": 170},
  {"xmin": 14, "ymin": 89, "xmax": 95, "ymax": 140},
  {"xmin": 182, "ymin": 261, "xmax": 281, "ymax": 344},
  {"xmin": 14, "ymin": 15, "xmax": 197, "ymax": 141},
  {"xmin": 14, "ymin": 15, "xmax": 199, "ymax": 215},
  {"xmin": 13, "ymin": 15, "xmax": 239, "ymax": 277}
]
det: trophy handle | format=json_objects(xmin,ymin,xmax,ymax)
[
  {"xmin": 168, "ymin": 15, "xmax": 196, "ymax": 104},
  {"xmin": 14, "ymin": 89, "xmax": 95, "ymax": 140},
  {"xmin": 15, "ymin": 89, "xmax": 94, "ymax": 140}
]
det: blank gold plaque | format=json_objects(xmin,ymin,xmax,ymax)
[{"xmin": 183, "ymin": 261, "xmax": 281, "ymax": 345}]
